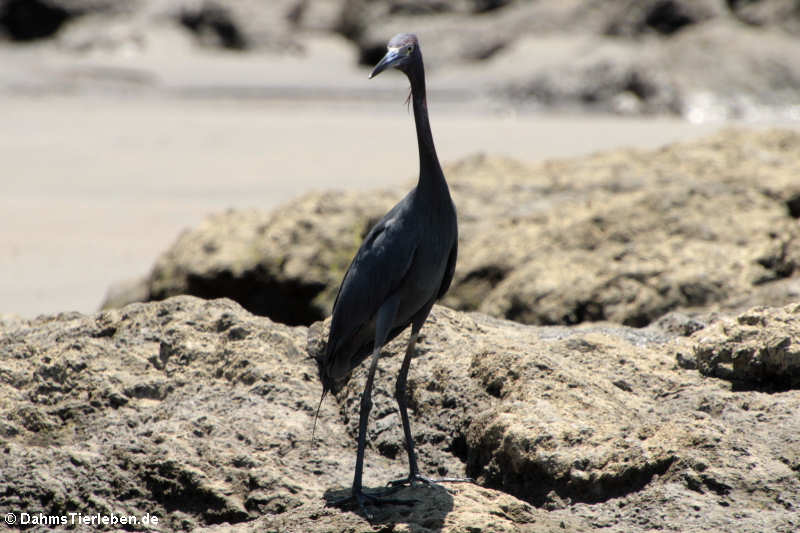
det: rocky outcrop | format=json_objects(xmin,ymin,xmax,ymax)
[
  {"xmin": 501, "ymin": 19, "xmax": 800, "ymax": 119},
  {"xmin": 118, "ymin": 129, "xmax": 800, "ymax": 329},
  {"xmin": 144, "ymin": 192, "xmax": 398, "ymax": 326},
  {"xmin": 453, "ymin": 128, "xmax": 800, "ymax": 326},
  {"xmin": 691, "ymin": 304, "xmax": 800, "ymax": 389},
  {"xmin": 0, "ymin": 0, "xmax": 300, "ymax": 50},
  {"xmin": 2, "ymin": 296, "xmax": 798, "ymax": 531},
  {"xmin": 0, "ymin": 0, "xmax": 143, "ymax": 41}
]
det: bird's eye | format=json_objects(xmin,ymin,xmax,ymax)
[{"xmin": 406, "ymin": 45, "xmax": 413, "ymax": 53}]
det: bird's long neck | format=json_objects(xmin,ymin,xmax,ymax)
[{"xmin": 408, "ymin": 58, "xmax": 445, "ymax": 192}]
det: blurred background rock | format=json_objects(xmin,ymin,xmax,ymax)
[{"xmin": 3, "ymin": 0, "xmax": 800, "ymax": 115}]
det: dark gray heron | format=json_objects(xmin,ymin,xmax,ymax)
[{"xmin": 314, "ymin": 33, "xmax": 467, "ymax": 516}]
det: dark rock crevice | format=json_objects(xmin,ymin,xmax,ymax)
[
  {"xmin": 0, "ymin": 0, "xmax": 72, "ymax": 41},
  {"xmin": 468, "ymin": 448, "xmax": 677, "ymax": 507},
  {"xmin": 150, "ymin": 270, "xmax": 326, "ymax": 327},
  {"xmin": 177, "ymin": 2, "xmax": 247, "ymax": 50}
]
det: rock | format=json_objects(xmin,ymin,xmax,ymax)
[
  {"xmin": 167, "ymin": 0, "xmax": 304, "ymax": 52},
  {"xmin": 729, "ymin": 0, "xmax": 800, "ymax": 35},
  {"xmin": 0, "ymin": 312, "xmax": 25, "ymax": 329},
  {"xmin": 0, "ymin": 0, "xmax": 71, "ymax": 41},
  {"xmin": 0, "ymin": 296, "xmax": 346, "ymax": 532},
  {"xmin": 647, "ymin": 311, "xmax": 707, "ymax": 337},
  {"xmin": 460, "ymin": 129, "xmax": 800, "ymax": 327},
  {"xmin": 714, "ymin": 276, "xmax": 800, "ymax": 315},
  {"xmin": 99, "ymin": 275, "xmax": 149, "ymax": 310},
  {"xmin": 448, "ymin": 128, "xmax": 800, "ymax": 326},
  {"xmin": 55, "ymin": 13, "xmax": 149, "ymax": 54},
  {"xmin": 2, "ymin": 296, "xmax": 799, "ymax": 531},
  {"xmin": 145, "ymin": 194, "xmax": 398, "ymax": 326},
  {"xmin": 693, "ymin": 303, "xmax": 800, "ymax": 389},
  {"xmin": 124, "ymin": 129, "xmax": 800, "ymax": 330},
  {"xmin": 173, "ymin": 0, "xmax": 248, "ymax": 50},
  {"xmin": 291, "ymin": 0, "xmax": 349, "ymax": 33},
  {"xmin": 502, "ymin": 19, "xmax": 800, "ymax": 118},
  {"xmin": 0, "ymin": 0, "xmax": 143, "ymax": 41},
  {"xmin": 0, "ymin": 0, "xmax": 307, "ymax": 51},
  {"xmin": 603, "ymin": 0, "xmax": 725, "ymax": 37}
]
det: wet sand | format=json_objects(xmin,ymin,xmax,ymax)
[{"xmin": 0, "ymin": 94, "xmax": 747, "ymax": 317}]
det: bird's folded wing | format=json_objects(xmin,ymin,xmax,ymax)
[{"xmin": 327, "ymin": 207, "xmax": 418, "ymax": 357}]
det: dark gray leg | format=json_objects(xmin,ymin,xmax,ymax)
[
  {"xmin": 346, "ymin": 295, "xmax": 415, "ymax": 518},
  {"xmin": 395, "ymin": 329, "xmax": 421, "ymax": 477},
  {"xmin": 351, "ymin": 344, "xmax": 381, "ymax": 493},
  {"xmin": 387, "ymin": 315, "xmax": 473, "ymax": 489}
]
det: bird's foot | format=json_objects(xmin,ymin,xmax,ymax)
[
  {"xmin": 329, "ymin": 487, "xmax": 416, "ymax": 520},
  {"xmin": 386, "ymin": 472, "xmax": 473, "ymax": 491}
]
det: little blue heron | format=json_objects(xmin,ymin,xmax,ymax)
[{"xmin": 315, "ymin": 33, "xmax": 467, "ymax": 516}]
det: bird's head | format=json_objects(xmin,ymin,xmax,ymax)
[{"xmin": 369, "ymin": 33, "xmax": 420, "ymax": 79}]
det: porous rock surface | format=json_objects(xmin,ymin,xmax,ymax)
[
  {"xmin": 692, "ymin": 303, "xmax": 800, "ymax": 389},
  {"xmin": 453, "ymin": 128, "xmax": 800, "ymax": 327},
  {"xmin": 123, "ymin": 129, "xmax": 800, "ymax": 329},
  {"xmin": 2, "ymin": 296, "xmax": 799, "ymax": 531}
]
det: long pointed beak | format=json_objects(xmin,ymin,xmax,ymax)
[{"xmin": 369, "ymin": 48, "xmax": 401, "ymax": 79}]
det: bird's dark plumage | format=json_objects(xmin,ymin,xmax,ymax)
[
  {"xmin": 317, "ymin": 33, "xmax": 457, "ymax": 395},
  {"xmin": 314, "ymin": 33, "xmax": 465, "ymax": 516},
  {"xmin": 319, "ymin": 184, "xmax": 457, "ymax": 394}
]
